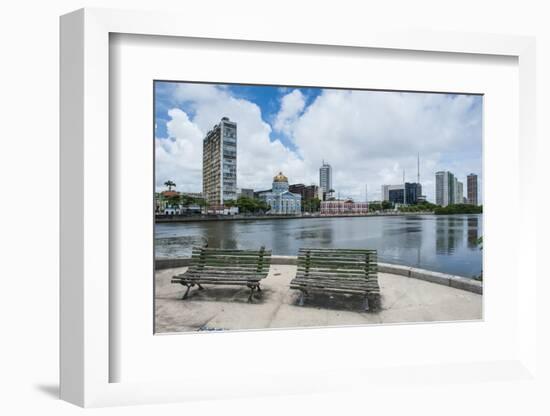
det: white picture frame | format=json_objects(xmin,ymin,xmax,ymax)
[{"xmin": 60, "ymin": 7, "xmax": 537, "ymax": 407}]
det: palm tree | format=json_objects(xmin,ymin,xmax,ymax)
[{"xmin": 164, "ymin": 180, "xmax": 176, "ymax": 191}]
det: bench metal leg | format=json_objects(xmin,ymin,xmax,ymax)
[
  {"xmin": 256, "ymin": 284, "xmax": 261, "ymax": 292},
  {"xmin": 247, "ymin": 285, "xmax": 257, "ymax": 302},
  {"xmin": 197, "ymin": 283, "xmax": 205, "ymax": 290},
  {"xmin": 182, "ymin": 284, "xmax": 193, "ymax": 299},
  {"xmin": 299, "ymin": 290, "xmax": 307, "ymax": 306},
  {"xmin": 363, "ymin": 296, "xmax": 370, "ymax": 311}
]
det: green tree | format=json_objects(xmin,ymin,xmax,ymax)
[
  {"xmin": 164, "ymin": 180, "xmax": 176, "ymax": 191},
  {"xmin": 434, "ymin": 204, "xmax": 482, "ymax": 215},
  {"xmin": 167, "ymin": 194, "xmax": 180, "ymax": 208},
  {"xmin": 381, "ymin": 200, "xmax": 392, "ymax": 210},
  {"xmin": 180, "ymin": 194, "xmax": 194, "ymax": 207}
]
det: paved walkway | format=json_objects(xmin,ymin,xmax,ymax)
[{"xmin": 155, "ymin": 265, "xmax": 482, "ymax": 333}]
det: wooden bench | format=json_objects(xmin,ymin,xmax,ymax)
[
  {"xmin": 171, "ymin": 246, "xmax": 272, "ymax": 302},
  {"xmin": 290, "ymin": 248, "xmax": 380, "ymax": 311}
]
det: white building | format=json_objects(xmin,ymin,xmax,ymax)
[
  {"xmin": 260, "ymin": 172, "xmax": 302, "ymax": 215},
  {"xmin": 457, "ymin": 181, "xmax": 464, "ymax": 204},
  {"xmin": 436, "ymin": 171, "xmax": 456, "ymax": 207}
]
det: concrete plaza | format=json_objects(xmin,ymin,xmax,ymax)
[{"xmin": 155, "ymin": 265, "xmax": 482, "ymax": 333}]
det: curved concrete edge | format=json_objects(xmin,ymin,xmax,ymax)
[
  {"xmin": 378, "ymin": 263, "xmax": 483, "ymax": 295},
  {"xmin": 155, "ymin": 256, "xmax": 483, "ymax": 295}
]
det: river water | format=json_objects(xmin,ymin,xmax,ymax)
[{"xmin": 155, "ymin": 214, "xmax": 483, "ymax": 278}]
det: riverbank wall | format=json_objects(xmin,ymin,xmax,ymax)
[
  {"xmin": 155, "ymin": 255, "xmax": 482, "ymax": 295},
  {"xmin": 155, "ymin": 211, "xmax": 435, "ymax": 223}
]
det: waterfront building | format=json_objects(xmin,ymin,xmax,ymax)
[
  {"xmin": 388, "ymin": 187, "xmax": 404, "ymax": 204},
  {"xmin": 320, "ymin": 199, "xmax": 369, "ymax": 215},
  {"xmin": 305, "ymin": 185, "xmax": 320, "ymax": 201},
  {"xmin": 319, "ymin": 161, "xmax": 333, "ymax": 200},
  {"xmin": 289, "ymin": 184, "xmax": 320, "ymax": 211},
  {"xmin": 467, "ymin": 173, "xmax": 478, "ymax": 205},
  {"xmin": 405, "ymin": 182, "xmax": 422, "ymax": 204},
  {"xmin": 155, "ymin": 190, "xmax": 179, "ymax": 213},
  {"xmin": 383, "ymin": 183, "xmax": 422, "ymax": 204},
  {"xmin": 382, "ymin": 184, "xmax": 403, "ymax": 202},
  {"xmin": 288, "ymin": 183, "xmax": 305, "ymax": 198},
  {"xmin": 457, "ymin": 181, "xmax": 464, "ymax": 204},
  {"xmin": 260, "ymin": 172, "xmax": 302, "ymax": 215},
  {"xmin": 238, "ymin": 188, "xmax": 254, "ymax": 199},
  {"xmin": 202, "ymin": 117, "xmax": 237, "ymax": 208},
  {"xmin": 254, "ymin": 189, "xmax": 272, "ymax": 200},
  {"xmin": 435, "ymin": 171, "xmax": 456, "ymax": 207},
  {"xmin": 181, "ymin": 192, "xmax": 203, "ymax": 199}
]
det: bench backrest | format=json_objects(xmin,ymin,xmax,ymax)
[
  {"xmin": 298, "ymin": 248, "xmax": 377, "ymax": 281},
  {"xmin": 189, "ymin": 246, "xmax": 272, "ymax": 276}
]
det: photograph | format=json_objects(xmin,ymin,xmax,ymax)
[{"xmin": 154, "ymin": 80, "xmax": 483, "ymax": 333}]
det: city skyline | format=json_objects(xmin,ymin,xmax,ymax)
[{"xmin": 155, "ymin": 81, "xmax": 483, "ymax": 203}]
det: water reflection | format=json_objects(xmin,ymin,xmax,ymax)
[
  {"xmin": 155, "ymin": 214, "xmax": 483, "ymax": 278},
  {"xmin": 468, "ymin": 216, "xmax": 479, "ymax": 249}
]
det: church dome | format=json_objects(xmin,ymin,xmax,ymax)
[{"xmin": 273, "ymin": 172, "xmax": 288, "ymax": 183}]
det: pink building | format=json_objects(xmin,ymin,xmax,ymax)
[{"xmin": 320, "ymin": 200, "xmax": 369, "ymax": 215}]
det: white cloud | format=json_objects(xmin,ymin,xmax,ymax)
[
  {"xmin": 156, "ymin": 84, "xmax": 482, "ymax": 204},
  {"xmin": 155, "ymin": 109, "xmax": 204, "ymax": 193},
  {"xmin": 289, "ymin": 90, "xmax": 482, "ymax": 201},
  {"xmin": 273, "ymin": 89, "xmax": 305, "ymax": 136},
  {"xmin": 156, "ymin": 85, "xmax": 306, "ymax": 194}
]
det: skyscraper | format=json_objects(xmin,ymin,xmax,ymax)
[
  {"xmin": 435, "ymin": 171, "xmax": 455, "ymax": 207},
  {"xmin": 202, "ymin": 117, "xmax": 237, "ymax": 207},
  {"xmin": 467, "ymin": 174, "xmax": 478, "ymax": 205},
  {"xmin": 457, "ymin": 181, "xmax": 464, "ymax": 204},
  {"xmin": 319, "ymin": 161, "xmax": 332, "ymax": 200}
]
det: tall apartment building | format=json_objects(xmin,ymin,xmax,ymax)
[
  {"xmin": 319, "ymin": 161, "xmax": 332, "ymax": 200},
  {"xmin": 202, "ymin": 117, "xmax": 237, "ymax": 207},
  {"xmin": 457, "ymin": 181, "xmax": 464, "ymax": 204},
  {"xmin": 435, "ymin": 171, "xmax": 456, "ymax": 207},
  {"xmin": 467, "ymin": 173, "xmax": 478, "ymax": 205}
]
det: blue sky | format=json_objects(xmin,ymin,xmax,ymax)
[
  {"xmin": 156, "ymin": 82, "xmax": 322, "ymax": 152},
  {"xmin": 155, "ymin": 81, "xmax": 483, "ymax": 202}
]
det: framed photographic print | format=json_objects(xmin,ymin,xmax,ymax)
[
  {"xmin": 60, "ymin": 7, "xmax": 537, "ymax": 408},
  {"xmin": 153, "ymin": 80, "xmax": 484, "ymax": 334}
]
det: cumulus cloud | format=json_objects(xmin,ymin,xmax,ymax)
[
  {"xmin": 273, "ymin": 89, "xmax": 306, "ymax": 136},
  {"xmin": 155, "ymin": 83, "xmax": 482, "ymax": 203},
  {"xmin": 155, "ymin": 84, "xmax": 305, "ymax": 193},
  {"xmin": 289, "ymin": 90, "xmax": 482, "ymax": 201}
]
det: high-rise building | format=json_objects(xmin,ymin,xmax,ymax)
[
  {"xmin": 319, "ymin": 161, "xmax": 332, "ymax": 200},
  {"xmin": 457, "ymin": 181, "xmax": 464, "ymax": 204},
  {"xmin": 467, "ymin": 174, "xmax": 478, "ymax": 205},
  {"xmin": 405, "ymin": 182, "xmax": 422, "ymax": 204},
  {"xmin": 202, "ymin": 117, "xmax": 237, "ymax": 207},
  {"xmin": 435, "ymin": 171, "xmax": 455, "ymax": 207}
]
